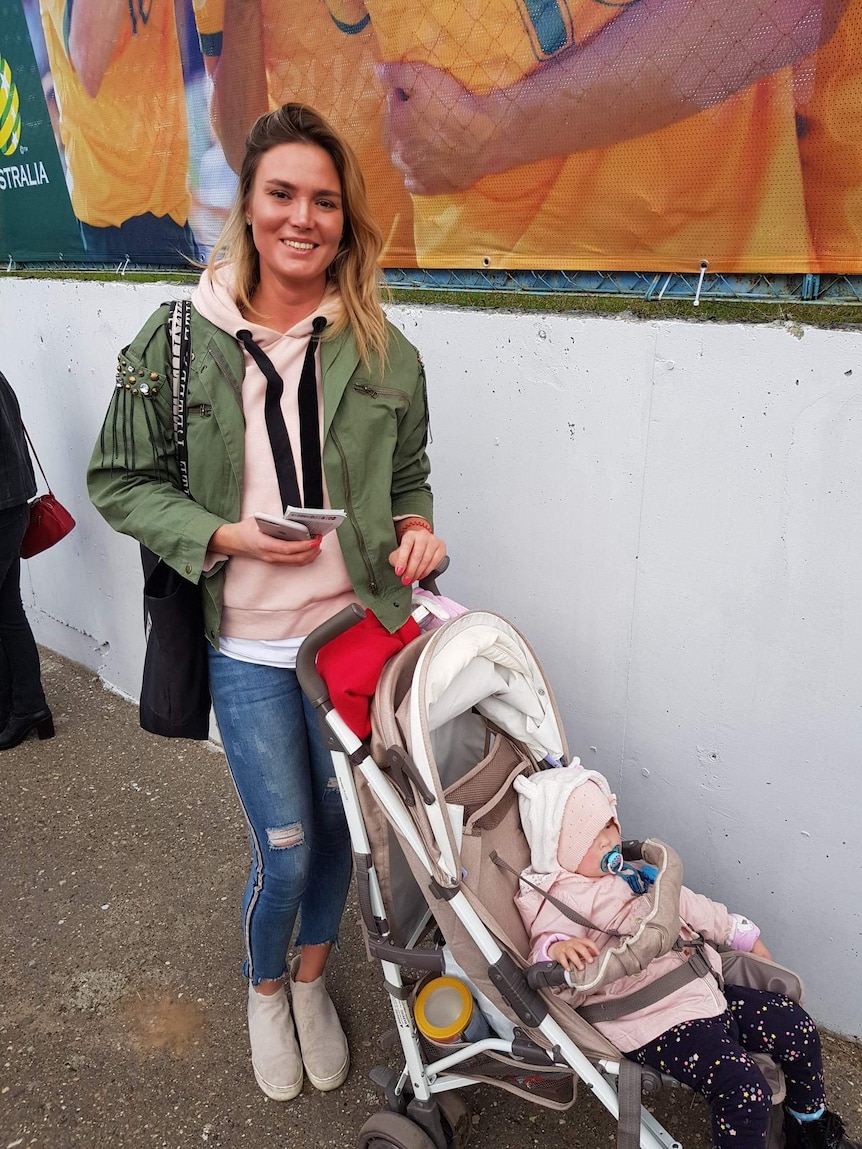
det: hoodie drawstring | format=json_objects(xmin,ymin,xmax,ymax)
[{"xmin": 236, "ymin": 317, "xmax": 327, "ymax": 511}]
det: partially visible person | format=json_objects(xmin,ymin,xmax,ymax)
[
  {"xmin": 88, "ymin": 103, "xmax": 444, "ymax": 1101},
  {"xmin": 190, "ymin": 87, "xmax": 240, "ymax": 259},
  {"xmin": 0, "ymin": 373, "xmax": 54, "ymax": 752},
  {"xmin": 194, "ymin": 0, "xmax": 416, "ymax": 265},
  {"xmin": 192, "ymin": 139, "xmax": 239, "ymax": 259},
  {"xmin": 38, "ymin": 0, "xmax": 199, "ymax": 262},
  {"xmin": 515, "ymin": 767, "xmax": 860, "ymax": 1149}
]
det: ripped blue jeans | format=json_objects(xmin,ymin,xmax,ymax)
[{"xmin": 208, "ymin": 647, "xmax": 352, "ymax": 984}]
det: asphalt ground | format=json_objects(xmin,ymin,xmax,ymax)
[{"xmin": 1, "ymin": 651, "xmax": 860, "ymax": 1149}]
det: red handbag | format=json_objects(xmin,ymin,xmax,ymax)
[
  {"xmin": 21, "ymin": 492, "xmax": 76, "ymax": 558},
  {"xmin": 20, "ymin": 426, "xmax": 76, "ymax": 559}
]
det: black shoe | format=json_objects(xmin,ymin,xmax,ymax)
[
  {"xmin": 793, "ymin": 1110, "xmax": 862, "ymax": 1149},
  {"xmin": 0, "ymin": 708, "xmax": 54, "ymax": 750},
  {"xmin": 785, "ymin": 1113, "xmax": 803, "ymax": 1149}
]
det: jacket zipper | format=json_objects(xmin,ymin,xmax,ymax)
[
  {"xmin": 209, "ymin": 341, "xmax": 244, "ymax": 409},
  {"xmin": 331, "ymin": 428, "xmax": 379, "ymax": 595},
  {"xmin": 353, "ymin": 382, "xmax": 410, "ymax": 401}
]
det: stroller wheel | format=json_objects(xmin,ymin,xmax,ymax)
[
  {"xmin": 357, "ymin": 1112, "xmax": 437, "ymax": 1149},
  {"xmin": 437, "ymin": 1092, "xmax": 471, "ymax": 1149}
]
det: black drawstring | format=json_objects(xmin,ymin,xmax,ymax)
[
  {"xmin": 236, "ymin": 318, "xmax": 327, "ymax": 511},
  {"xmin": 298, "ymin": 317, "xmax": 327, "ymax": 508}
]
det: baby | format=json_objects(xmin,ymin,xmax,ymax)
[{"xmin": 514, "ymin": 767, "xmax": 859, "ymax": 1149}]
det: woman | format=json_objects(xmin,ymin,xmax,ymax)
[
  {"xmin": 88, "ymin": 104, "xmax": 445, "ymax": 1100},
  {"xmin": 0, "ymin": 371, "xmax": 54, "ymax": 751}
]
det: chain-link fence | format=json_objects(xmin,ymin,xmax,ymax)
[
  {"xmin": 4, "ymin": 263, "xmax": 862, "ymax": 305},
  {"xmin": 384, "ymin": 270, "xmax": 862, "ymax": 305}
]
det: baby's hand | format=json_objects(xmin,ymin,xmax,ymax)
[
  {"xmin": 751, "ymin": 938, "xmax": 773, "ymax": 961},
  {"xmin": 548, "ymin": 937, "xmax": 601, "ymax": 971}
]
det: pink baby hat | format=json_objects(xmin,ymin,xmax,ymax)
[{"xmin": 557, "ymin": 778, "xmax": 620, "ymax": 872}]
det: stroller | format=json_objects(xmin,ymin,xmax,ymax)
[{"xmin": 297, "ymin": 597, "xmax": 803, "ymax": 1149}]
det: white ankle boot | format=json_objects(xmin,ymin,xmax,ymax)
[
  {"xmin": 289, "ymin": 956, "xmax": 350, "ymax": 1091},
  {"xmin": 247, "ymin": 982, "xmax": 303, "ymax": 1101}
]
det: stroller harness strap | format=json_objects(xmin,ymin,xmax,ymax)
[
  {"xmin": 577, "ymin": 941, "xmax": 719, "ymax": 1025},
  {"xmin": 492, "ymin": 851, "xmax": 631, "ymax": 939},
  {"xmin": 501, "ymin": 839, "xmax": 687, "ymax": 997},
  {"xmin": 504, "ymin": 841, "xmax": 719, "ymax": 1027}
]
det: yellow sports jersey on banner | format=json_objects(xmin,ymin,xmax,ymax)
[
  {"xmin": 39, "ymin": 0, "xmax": 190, "ymax": 229},
  {"xmin": 795, "ymin": 1, "xmax": 862, "ymax": 273},
  {"xmin": 194, "ymin": 0, "xmax": 416, "ymax": 265},
  {"xmin": 503, "ymin": 73, "xmax": 811, "ymax": 274},
  {"xmin": 330, "ymin": 0, "xmax": 624, "ymax": 94},
  {"xmin": 332, "ymin": 0, "xmax": 812, "ymax": 272}
]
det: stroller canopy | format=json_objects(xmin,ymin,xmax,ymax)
[
  {"xmin": 414, "ymin": 611, "xmax": 566, "ymax": 762},
  {"xmin": 368, "ymin": 611, "xmax": 569, "ymax": 895}
]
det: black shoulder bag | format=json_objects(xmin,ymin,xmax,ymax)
[{"xmin": 139, "ymin": 300, "xmax": 211, "ymax": 739}]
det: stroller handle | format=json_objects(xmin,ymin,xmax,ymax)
[
  {"xmin": 296, "ymin": 560, "xmax": 452, "ymax": 703},
  {"xmin": 416, "ymin": 554, "xmax": 450, "ymax": 595},
  {"xmin": 526, "ymin": 961, "xmax": 569, "ymax": 990},
  {"xmin": 296, "ymin": 560, "xmax": 452, "ymax": 706},
  {"xmin": 297, "ymin": 603, "xmax": 366, "ymax": 707}
]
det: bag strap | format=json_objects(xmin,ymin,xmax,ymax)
[
  {"xmin": 169, "ymin": 299, "xmax": 193, "ymax": 498},
  {"xmin": 20, "ymin": 423, "xmax": 52, "ymax": 494}
]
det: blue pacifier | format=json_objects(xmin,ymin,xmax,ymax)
[
  {"xmin": 601, "ymin": 847, "xmax": 658, "ymax": 895},
  {"xmin": 600, "ymin": 848, "xmax": 625, "ymax": 874}
]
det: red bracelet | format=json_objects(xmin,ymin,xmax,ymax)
[{"xmin": 397, "ymin": 517, "xmax": 432, "ymax": 536}]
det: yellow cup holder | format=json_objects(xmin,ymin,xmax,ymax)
[{"xmin": 414, "ymin": 976, "xmax": 474, "ymax": 1043}]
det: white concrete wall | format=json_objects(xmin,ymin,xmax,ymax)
[{"xmin": 3, "ymin": 278, "xmax": 860, "ymax": 1038}]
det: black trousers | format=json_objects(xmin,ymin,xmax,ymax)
[
  {"xmin": 630, "ymin": 985, "xmax": 826, "ymax": 1148},
  {"xmin": 0, "ymin": 502, "xmax": 46, "ymax": 725}
]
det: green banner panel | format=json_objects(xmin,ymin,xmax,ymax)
[{"xmin": 0, "ymin": 0, "xmax": 84, "ymax": 261}]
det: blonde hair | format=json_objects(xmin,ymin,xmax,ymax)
[{"xmin": 208, "ymin": 104, "xmax": 388, "ymax": 366}]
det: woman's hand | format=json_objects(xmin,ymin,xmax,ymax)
[
  {"xmin": 389, "ymin": 523, "xmax": 446, "ymax": 585},
  {"xmin": 750, "ymin": 938, "xmax": 773, "ymax": 961},
  {"xmin": 548, "ymin": 936, "xmax": 601, "ymax": 972},
  {"xmin": 209, "ymin": 518, "xmax": 323, "ymax": 565}
]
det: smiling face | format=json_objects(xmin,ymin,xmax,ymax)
[
  {"xmin": 575, "ymin": 818, "xmax": 622, "ymax": 879},
  {"xmin": 246, "ymin": 141, "xmax": 345, "ymax": 302}
]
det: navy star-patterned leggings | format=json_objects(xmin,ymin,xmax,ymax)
[{"xmin": 629, "ymin": 984, "xmax": 825, "ymax": 1148}]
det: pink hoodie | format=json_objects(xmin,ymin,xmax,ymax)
[{"xmin": 192, "ymin": 268, "xmax": 358, "ymax": 641}]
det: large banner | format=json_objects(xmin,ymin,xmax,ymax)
[{"xmin": 2, "ymin": 0, "xmax": 861, "ymax": 273}]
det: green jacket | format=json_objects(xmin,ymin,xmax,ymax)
[{"xmin": 87, "ymin": 304, "xmax": 434, "ymax": 640}]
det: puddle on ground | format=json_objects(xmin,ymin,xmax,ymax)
[{"xmin": 121, "ymin": 991, "xmax": 207, "ymax": 1056}]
